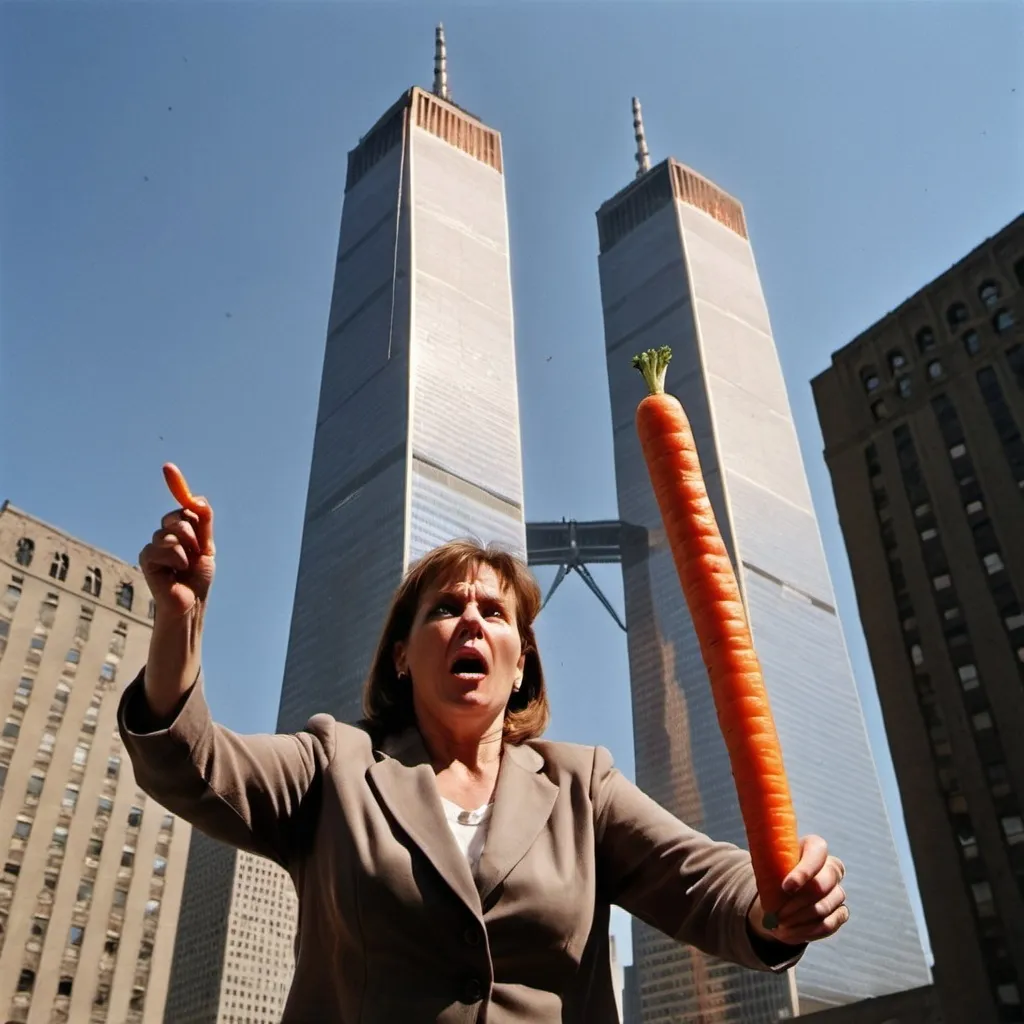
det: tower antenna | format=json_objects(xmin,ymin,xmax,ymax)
[
  {"xmin": 632, "ymin": 97, "xmax": 651, "ymax": 177},
  {"xmin": 433, "ymin": 24, "xmax": 450, "ymax": 101}
]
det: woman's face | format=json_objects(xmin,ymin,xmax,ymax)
[{"xmin": 394, "ymin": 562, "xmax": 526, "ymax": 734}]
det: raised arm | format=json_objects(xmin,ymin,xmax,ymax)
[
  {"xmin": 591, "ymin": 746, "xmax": 804, "ymax": 973},
  {"xmin": 120, "ymin": 463, "xmax": 332, "ymax": 867},
  {"xmin": 117, "ymin": 669, "xmax": 334, "ymax": 868}
]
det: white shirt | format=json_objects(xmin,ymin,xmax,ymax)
[{"xmin": 440, "ymin": 796, "xmax": 493, "ymax": 872}]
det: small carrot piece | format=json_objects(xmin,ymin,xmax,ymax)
[
  {"xmin": 632, "ymin": 345, "xmax": 799, "ymax": 925},
  {"xmin": 162, "ymin": 463, "xmax": 198, "ymax": 510}
]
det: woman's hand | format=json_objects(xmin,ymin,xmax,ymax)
[
  {"xmin": 748, "ymin": 835, "xmax": 848, "ymax": 947},
  {"xmin": 137, "ymin": 463, "xmax": 216, "ymax": 721},
  {"xmin": 139, "ymin": 463, "xmax": 216, "ymax": 620}
]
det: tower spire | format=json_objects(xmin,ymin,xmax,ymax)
[
  {"xmin": 632, "ymin": 96, "xmax": 651, "ymax": 177},
  {"xmin": 433, "ymin": 24, "xmax": 450, "ymax": 101}
]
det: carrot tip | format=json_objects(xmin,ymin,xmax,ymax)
[{"xmin": 761, "ymin": 911, "xmax": 779, "ymax": 931}]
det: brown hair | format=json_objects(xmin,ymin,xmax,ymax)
[{"xmin": 361, "ymin": 539, "xmax": 550, "ymax": 744}]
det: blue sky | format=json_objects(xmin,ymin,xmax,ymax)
[{"xmin": 3, "ymin": 0, "xmax": 1022, "ymax": 970}]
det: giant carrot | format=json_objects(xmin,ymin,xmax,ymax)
[{"xmin": 632, "ymin": 345, "xmax": 799, "ymax": 925}]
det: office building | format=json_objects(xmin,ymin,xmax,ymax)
[
  {"xmin": 162, "ymin": 839, "xmax": 297, "ymax": 1024},
  {"xmin": 813, "ymin": 214, "xmax": 1024, "ymax": 1023},
  {"xmin": 163, "ymin": 28, "xmax": 528, "ymax": 1019},
  {"xmin": 275, "ymin": 24, "xmax": 526, "ymax": 735},
  {"xmin": 0, "ymin": 502, "xmax": 190, "ymax": 1024},
  {"xmin": 596, "ymin": 100, "xmax": 931, "ymax": 1021}
]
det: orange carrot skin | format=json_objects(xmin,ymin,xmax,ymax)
[
  {"xmin": 636, "ymin": 389, "xmax": 800, "ymax": 916},
  {"xmin": 162, "ymin": 463, "xmax": 198, "ymax": 511}
]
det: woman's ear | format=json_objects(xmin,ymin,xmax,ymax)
[{"xmin": 393, "ymin": 641, "xmax": 408, "ymax": 678}]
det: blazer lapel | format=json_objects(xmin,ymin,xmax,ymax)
[
  {"xmin": 475, "ymin": 742, "xmax": 558, "ymax": 905},
  {"xmin": 367, "ymin": 729, "xmax": 482, "ymax": 918}
]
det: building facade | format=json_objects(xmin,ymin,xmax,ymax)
[
  {"xmin": 596, "ymin": 136, "xmax": 931, "ymax": 1020},
  {"xmin": 0, "ymin": 502, "xmax": 191, "ymax": 1024},
  {"xmin": 163, "ymin": 41, "xmax": 528, "ymax": 1020},
  {"xmin": 274, "ymin": 79, "xmax": 526, "ymax": 735},
  {"xmin": 813, "ymin": 214, "xmax": 1024, "ymax": 1023}
]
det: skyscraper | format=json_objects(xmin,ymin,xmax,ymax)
[
  {"xmin": 275, "ymin": 25, "xmax": 526, "ymax": 734},
  {"xmin": 163, "ymin": 29, "xmax": 528, "ymax": 1020},
  {"xmin": 0, "ymin": 502, "xmax": 191, "ymax": 1024},
  {"xmin": 813, "ymin": 214, "xmax": 1024, "ymax": 1023},
  {"xmin": 596, "ymin": 101, "xmax": 931, "ymax": 1021}
]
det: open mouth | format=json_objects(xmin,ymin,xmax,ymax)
[{"xmin": 449, "ymin": 649, "xmax": 488, "ymax": 679}]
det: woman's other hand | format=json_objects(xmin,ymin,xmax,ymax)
[{"xmin": 748, "ymin": 834, "xmax": 849, "ymax": 946}]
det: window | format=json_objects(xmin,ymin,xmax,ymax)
[
  {"xmin": 4, "ymin": 576, "xmax": 23, "ymax": 609},
  {"xmin": 26, "ymin": 773, "xmax": 44, "ymax": 796},
  {"xmin": 932, "ymin": 574, "xmax": 951, "ymax": 591},
  {"xmin": 887, "ymin": 349, "xmax": 907, "ymax": 371},
  {"xmin": 15, "ymin": 537, "xmax": 34, "ymax": 566},
  {"xmin": 50, "ymin": 553, "xmax": 70, "ymax": 582},
  {"xmin": 972, "ymin": 711, "xmax": 993, "ymax": 732},
  {"xmin": 121, "ymin": 848, "xmax": 135, "ymax": 868},
  {"xmin": 148, "ymin": 598, "xmax": 156, "ymax": 619},
  {"xmin": 100, "ymin": 661, "xmax": 117, "ymax": 682},
  {"xmin": 14, "ymin": 819, "xmax": 31, "ymax": 838},
  {"xmin": 1016, "ymin": 258, "xmax": 1024, "ymax": 286},
  {"xmin": 65, "ymin": 648, "xmax": 80, "ymax": 664},
  {"xmin": 69, "ymin": 925, "xmax": 84, "ymax": 945},
  {"xmin": 979, "ymin": 280, "xmax": 1001, "ymax": 309},
  {"xmin": 77, "ymin": 881, "xmax": 93, "ymax": 902},
  {"xmin": 910, "ymin": 644, "xmax": 924, "ymax": 667},
  {"xmin": 946, "ymin": 301, "xmax": 969, "ymax": 327},
  {"xmin": 861, "ymin": 367, "xmax": 881, "ymax": 392},
  {"xmin": 57, "ymin": 977, "xmax": 72, "ymax": 997},
  {"xmin": 993, "ymin": 308, "xmax": 1016, "ymax": 333},
  {"xmin": 943, "ymin": 607, "xmax": 960, "ymax": 622},
  {"xmin": 83, "ymin": 566, "xmax": 102, "ymax": 598},
  {"xmin": 927, "ymin": 359, "xmax": 944, "ymax": 380},
  {"xmin": 958, "ymin": 664, "xmax": 979, "ymax": 690},
  {"xmin": 116, "ymin": 582, "xmax": 134, "ymax": 611},
  {"xmin": 897, "ymin": 376, "xmax": 912, "ymax": 398},
  {"xmin": 3, "ymin": 720, "xmax": 20, "ymax": 739},
  {"xmin": 153, "ymin": 855, "xmax": 167, "ymax": 876},
  {"xmin": 52, "ymin": 826, "xmax": 68, "ymax": 848},
  {"xmin": 949, "ymin": 443, "xmax": 966, "ymax": 459},
  {"xmin": 144, "ymin": 898, "xmax": 160, "ymax": 917},
  {"xmin": 1006, "ymin": 612, "xmax": 1024, "ymax": 631},
  {"xmin": 962, "ymin": 329, "xmax": 981, "ymax": 356},
  {"xmin": 920, "ymin": 527, "xmax": 938, "ymax": 541},
  {"xmin": 128, "ymin": 806, "xmax": 143, "ymax": 828},
  {"xmin": 1002, "ymin": 815, "xmax": 1024, "ymax": 845},
  {"xmin": 871, "ymin": 399, "xmax": 888, "ymax": 421},
  {"xmin": 965, "ymin": 499, "xmax": 984, "ymax": 515},
  {"xmin": 106, "ymin": 756, "xmax": 120, "ymax": 779},
  {"xmin": 914, "ymin": 502, "xmax": 931, "ymax": 517},
  {"xmin": 983, "ymin": 552, "xmax": 1004, "ymax": 574},
  {"xmin": 113, "ymin": 887, "xmax": 127, "ymax": 906},
  {"xmin": 915, "ymin": 327, "xmax": 936, "ymax": 352},
  {"xmin": 97, "ymin": 797, "xmax": 113, "ymax": 814},
  {"xmin": 17, "ymin": 969, "xmax": 35, "ymax": 993},
  {"xmin": 62, "ymin": 786, "xmax": 78, "ymax": 810}
]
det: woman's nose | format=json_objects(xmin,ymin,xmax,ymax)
[{"xmin": 456, "ymin": 607, "xmax": 485, "ymax": 638}]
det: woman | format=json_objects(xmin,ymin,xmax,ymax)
[{"xmin": 119, "ymin": 491, "xmax": 849, "ymax": 1023}]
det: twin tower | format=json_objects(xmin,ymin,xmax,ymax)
[{"xmin": 170, "ymin": 28, "xmax": 931, "ymax": 1024}]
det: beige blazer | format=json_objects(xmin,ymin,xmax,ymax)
[{"xmin": 117, "ymin": 672, "xmax": 802, "ymax": 1023}]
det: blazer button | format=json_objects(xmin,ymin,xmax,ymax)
[
  {"xmin": 463, "ymin": 926, "xmax": 480, "ymax": 947},
  {"xmin": 462, "ymin": 977, "xmax": 483, "ymax": 1003}
]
